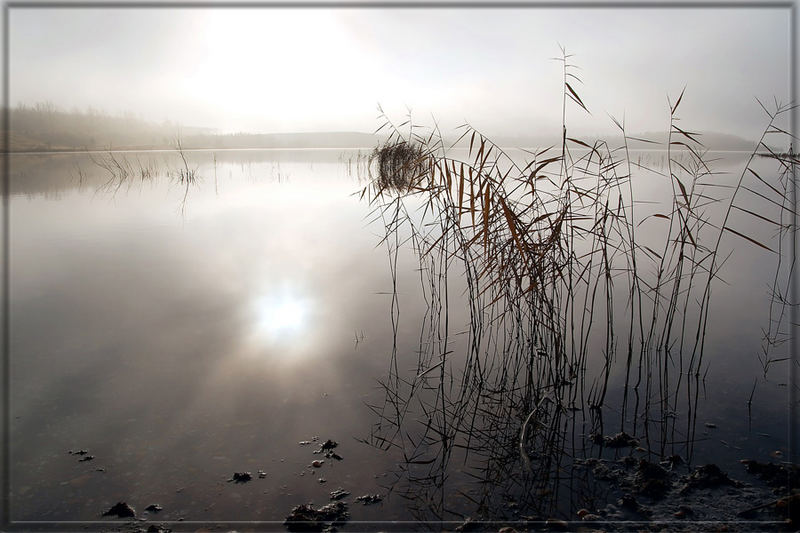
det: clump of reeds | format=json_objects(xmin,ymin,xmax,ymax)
[
  {"xmin": 370, "ymin": 140, "xmax": 428, "ymax": 192},
  {"xmin": 361, "ymin": 48, "xmax": 796, "ymax": 520}
]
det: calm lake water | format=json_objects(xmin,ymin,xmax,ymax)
[{"xmin": 7, "ymin": 148, "xmax": 794, "ymax": 527}]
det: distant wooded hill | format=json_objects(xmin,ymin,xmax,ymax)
[
  {"xmin": 3, "ymin": 105, "xmax": 382, "ymax": 151},
  {"xmin": 4, "ymin": 103, "xmax": 184, "ymax": 151},
  {"xmin": 2, "ymin": 104, "xmax": 762, "ymax": 153}
]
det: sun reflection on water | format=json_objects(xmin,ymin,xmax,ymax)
[{"xmin": 253, "ymin": 287, "xmax": 311, "ymax": 343}]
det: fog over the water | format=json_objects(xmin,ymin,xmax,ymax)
[{"xmin": 8, "ymin": 6, "xmax": 792, "ymax": 138}]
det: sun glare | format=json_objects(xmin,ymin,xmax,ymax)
[
  {"xmin": 253, "ymin": 288, "xmax": 310, "ymax": 344},
  {"xmin": 187, "ymin": 10, "xmax": 377, "ymax": 131}
]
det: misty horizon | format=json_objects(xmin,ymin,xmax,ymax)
[
  {"xmin": 6, "ymin": 101, "xmax": 775, "ymax": 153},
  {"xmin": 8, "ymin": 7, "xmax": 792, "ymax": 142}
]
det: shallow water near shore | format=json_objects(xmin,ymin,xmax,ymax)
[{"xmin": 7, "ymin": 148, "xmax": 794, "ymax": 527}]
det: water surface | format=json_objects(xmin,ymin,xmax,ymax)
[{"xmin": 7, "ymin": 148, "xmax": 793, "ymax": 526}]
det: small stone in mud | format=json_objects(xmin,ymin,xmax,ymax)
[
  {"xmin": 299, "ymin": 441, "xmax": 312, "ymax": 446},
  {"xmin": 95, "ymin": 467, "xmax": 105, "ymax": 472},
  {"xmin": 69, "ymin": 449, "xmax": 89, "ymax": 455},
  {"xmin": 311, "ymin": 460, "xmax": 324, "ymax": 468},
  {"xmin": 320, "ymin": 439, "xmax": 338, "ymax": 451},
  {"xmin": 355, "ymin": 494, "xmax": 382, "ymax": 505},
  {"xmin": 705, "ymin": 422, "xmax": 717, "ymax": 429},
  {"xmin": 318, "ymin": 478, "xmax": 326, "ymax": 483},
  {"xmin": 145, "ymin": 504, "xmax": 162, "ymax": 513},
  {"xmin": 576, "ymin": 508, "xmax": 589, "ymax": 518},
  {"xmin": 79, "ymin": 455, "xmax": 95, "ymax": 462},
  {"xmin": 314, "ymin": 439, "xmax": 342, "ymax": 460},
  {"xmin": 229, "ymin": 472, "xmax": 252, "ymax": 483},
  {"xmin": 544, "ymin": 518, "xmax": 568, "ymax": 529},
  {"xmin": 102, "ymin": 501, "xmax": 136, "ymax": 518},
  {"xmin": 258, "ymin": 470, "xmax": 267, "ymax": 478},
  {"xmin": 330, "ymin": 488, "xmax": 350, "ymax": 500}
]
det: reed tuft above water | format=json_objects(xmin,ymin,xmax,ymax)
[{"xmin": 370, "ymin": 140, "xmax": 427, "ymax": 192}]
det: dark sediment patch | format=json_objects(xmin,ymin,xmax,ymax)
[
  {"xmin": 574, "ymin": 456, "xmax": 796, "ymax": 528},
  {"xmin": 284, "ymin": 501, "xmax": 349, "ymax": 532},
  {"xmin": 741, "ymin": 459, "xmax": 800, "ymax": 491},
  {"xmin": 228, "ymin": 471, "xmax": 252, "ymax": 483},
  {"xmin": 635, "ymin": 459, "xmax": 670, "ymax": 498},
  {"xmin": 679, "ymin": 463, "xmax": 742, "ymax": 494}
]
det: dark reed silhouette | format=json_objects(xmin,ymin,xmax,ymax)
[{"xmin": 360, "ymin": 49, "xmax": 797, "ymax": 523}]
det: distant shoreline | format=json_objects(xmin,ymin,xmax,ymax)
[
  {"xmin": 4, "ymin": 146, "xmax": 381, "ymax": 156},
  {"xmin": 4, "ymin": 106, "xmax": 770, "ymax": 156},
  {"xmin": 4, "ymin": 146, "xmax": 761, "ymax": 156}
]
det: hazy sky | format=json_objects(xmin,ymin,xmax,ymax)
[{"xmin": 8, "ymin": 6, "xmax": 792, "ymax": 138}]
